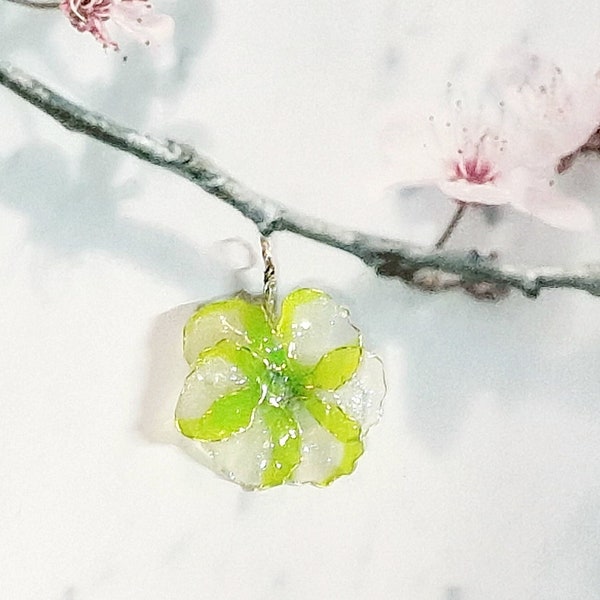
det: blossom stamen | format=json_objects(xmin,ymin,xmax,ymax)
[
  {"xmin": 60, "ymin": 0, "xmax": 173, "ymax": 50},
  {"xmin": 453, "ymin": 154, "xmax": 497, "ymax": 185},
  {"xmin": 68, "ymin": 0, "xmax": 84, "ymax": 21}
]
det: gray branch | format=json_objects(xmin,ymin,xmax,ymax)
[
  {"xmin": 0, "ymin": 61, "xmax": 599, "ymax": 299},
  {"xmin": 4, "ymin": 0, "xmax": 60, "ymax": 8}
]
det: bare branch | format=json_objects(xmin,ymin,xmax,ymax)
[
  {"xmin": 0, "ymin": 62, "xmax": 599, "ymax": 299},
  {"xmin": 557, "ymin": 126, "xmax": 600, "ymax": 173},
  {"xmin": 3, "ymin": 0, "xmax": 60, "ymax": 9}
]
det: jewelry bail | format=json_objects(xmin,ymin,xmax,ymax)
[{"xmin": 260, "ymin": 235, "xmax": 277, "ymax": 326}]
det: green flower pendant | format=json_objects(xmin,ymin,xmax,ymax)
[{"xmin": 175, "ymin": 288, "xmax": 385, "ymax": 489}]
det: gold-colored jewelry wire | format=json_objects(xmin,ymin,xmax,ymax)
[{"xmin": 260, "ymin": 235, "xmax": 277, "ymax": 324}]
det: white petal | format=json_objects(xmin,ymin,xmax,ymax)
[
  {"xmin": 278, "ymin": 289, "xmax": 360, "ymax": 367},
  {"xmin": 289, "ymin": 405, "xmax": 346, "ymax": 485},
  {"xmin": 493, "ymin": 49, "xmax": 600, "ymax": 159},
  {"xmin": 502, "ymin": 167, "xmax": 595, "ymax": 231},
  {"xmin": 513, "ymin": 187, "xmax": 595, "ymax": 231},
  {"xmin": 317, "ymin": 353, "xmax": 385, "ymax": 432},
  {"xmin": 200, "ymin": 408, "xmax": 272, "ymax": 490},
  {"xmin": 183, "ymin": 296, "xmax": 267, "ymax": 365},
  {"xmin": 111, "ymin": 2, "xmax": 174, "ymax": 46},
  {"xmin": 175, "ymin": 356, "xmax": 248, "ymax": 421},
  {"xmin": 437, "ymin": 180, "xmax": 512, "ymax": 206}
]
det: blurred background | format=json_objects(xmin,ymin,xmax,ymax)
[{"xmin": 1, "ymin": 1, "xmax": 600, "ymax": 598}]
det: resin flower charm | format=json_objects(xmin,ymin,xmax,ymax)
[{"xmin": 175, "ymin": 289, "xmax": 385, "ymax": 489}]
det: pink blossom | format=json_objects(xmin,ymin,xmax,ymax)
[
  {"xmin": 494, "ymin": 51, "xmax": 600, "ymax": 166},
  {"xmin": 386, "ymin": 54, "xmax": 600, "ymax": 231},
  {"xmin": 60, "ymin": 0, "xmax": 174, "ymax": 50}
]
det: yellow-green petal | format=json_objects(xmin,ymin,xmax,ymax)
[
  {"xmin": 320, "ymin": 439, "xmax": 364, "ymax": 486},
  {"xmin": 317, "ymin": 352, "xmax": 386, "ymax": 432},
  {"xmin": 196, "ymin": 339, "xmax": 267, "ymax": 384},
  {"xmin": 177, "ymin": 386, "xmax": 261, "ymax": 442},
  {"xmin": 309, "ymin": 345, "xmax": 362, "ymax": 391},
  {"xmin": 175, "ymin": 340, "xmax": 267, "ymax": 443},
  {"xmin": 260, "ymin": 404, "xmax": 301, "ymax": 487},
  {"xmin": 300, "ymin": 394, "xmax": 364, "ymax": 485},
  {"xmin": 290, "ymin": 402, "xmax": 363, "ymax": 486},
  {"xmin": 183, "ymin": 296, "xmax": 272, "ymax": 364},
  {"xmin": 303, "ymin": 394, "xmax": 361, "ymax": 443}
]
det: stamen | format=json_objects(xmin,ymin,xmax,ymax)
[
  {"xmin": 453, "ymin": 153, "xmax": 496, "ymax": 185},
  {"xmin": 69, "ymin": 0, "xmax": 85, "ymax": 21}
]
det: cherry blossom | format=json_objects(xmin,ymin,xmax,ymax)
[
  {"xmin": 60, "ymin": 0, "xmax": 174, "ymax": 50},
  {"xmin": 495, "ymin": 51, "xmax": 600, "ymax": 168},
  {"xmin": 387, "ymin": 53, "xmax": 600, "ymax": 231}
]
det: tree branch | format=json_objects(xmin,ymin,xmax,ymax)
[
  {"xmin": 0, "ymin": 61, "xmax": 599, "ymax": 299},
  {"xmin": 3, "ymin": 0, "xmax": 60, "ymax": 8}
]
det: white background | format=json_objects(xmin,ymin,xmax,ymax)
[{"xmin": 1, "ymin": 2, "xmax": 600, "ymax": 599}]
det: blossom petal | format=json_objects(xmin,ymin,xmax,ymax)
[
  {"xmin": 493, "ymin": 49, "xmax": 600, "ymax": 162},
  {"xmin": 303, "ymin": 395, "xmax": 361, "ymax": 443},
  {"xmin": 110, "ymin": 2, "xmax": 175, "ymax": 46},
  {"xmin": 290, "ymin": 401, "xmax": 364, "ymax": 486},
  {"xmin": 175, "ymin": 340, "xmax": 266, "ymax": 441},
  {"xmin": 500, "ymin": 166, "xmax": 595, "ymax": 231},
  {"xmin": 195, "ymin": 403, "xmax": 300, "ymax": 490},
  {"xmin": 277, "ymin": 289, "xmax": 360, "ymax": 367},
  {"xmin": 202, "ymin": 407, "xmax": 274, "ymax": 490},
  {"xmin": 310, "ymin": 346, "xmax": 362, "ymax": 391},
  {"xmin": 437, "ymin": 180, "xmax": 512, "ymax": 206},
  {"xmin": 512, "ymin": 186, "xmax": 595, "ymax": 231},
  {"xmin": 177, "ymin": 387, "xmax": 262, "ymax": 442},
  {"xmin": 259, "ymin": 404, "xmax": 302, "ymax": 488},
  {"xmin": 183, "ymin": 296, "xmax": 271, "ymax": 365},
  {"xmin": 317, "ymin": 352, "xmax": 385, "ymax": 432},
  {"xmin": 59, "ymin": 0, "xmax": 118, "ymax": 49}
]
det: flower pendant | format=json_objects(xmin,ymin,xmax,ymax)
[{"xmin": 175, "ymin": 288, "xmax": 385, "ymax": 489}]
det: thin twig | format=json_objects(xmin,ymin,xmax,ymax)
[
  {"xmin": 0, "ymin": 62, "xmax": 599, "ymax": 299},
  {"xmin": 557, "ymin": 126, "xmax": 600, "ymax": 173},
  {"xmin": 3, "ymin": 0, "xmax": 60, "ymax": 8},
  {"xmin": 435, "ymin": 201, "xmax": 467, "ymax": 249}
]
